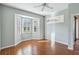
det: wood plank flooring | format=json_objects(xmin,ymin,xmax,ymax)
[
  {"xmin": 0, "ymin": 40, "xmax": 79, "ymax": 55},
  {"xmin": 74, "ymin": 39, "xmax": 79, "ymax": 54}
]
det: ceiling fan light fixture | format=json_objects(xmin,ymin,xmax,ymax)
[{"xmin": 34, "ymin": 3, "xmax": 53, "ymax": 11}]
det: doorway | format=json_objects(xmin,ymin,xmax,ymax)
[
  {"xmin": 74, "ymin": 16, "xmax": 79, "ymax": 41},
  {"xmin": 74, "ymin": 15, "xmax": 79, "ymax": 51}
]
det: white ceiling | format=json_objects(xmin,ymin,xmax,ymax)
[{"xmin": 2, "ymin": 3, "xmax": 69, "ymax": 16}]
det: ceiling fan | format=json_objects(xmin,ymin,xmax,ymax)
[{"xmin": 34, "ymin": 3, "xmax": 53, "ymax": 11}]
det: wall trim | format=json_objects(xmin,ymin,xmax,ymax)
[
  {"xmin": 45, "ymin": 38, "xmax": 68, "ymax": 45},
  {"xmin": 0, "ymin": 39, "xmax": 42, "ymax": 50},
  {"xmin": 1, "ymin": 44, "xmax": 15, "ymax": 50},
  {"xmin": 68, "ymin": 46, "xmax": 73, "ymax": 50},
  {"xmin": 55, "ymin": 40, "xmax": 68, "ymax": 45},
  {"xmin": 0, "ymin": 39, "xmax": 71, "ymax": 50},
  {"xmin": 14, "ymin": 40, "xmax": 22, "ymax": 46},
  {"xmin": 0, "ymin": 39, "xmax": 29, "ymax": 49},
  {"xmin": 55, "ymin": 40, "xmax": 74, "ymax": 50},
  {"xmin": 15, "ymin": 39, "xmax": 32, "ymax": 46},
  {"xmin": 32, "ymin": 38, "xmax": 43, "ymax": 40}
]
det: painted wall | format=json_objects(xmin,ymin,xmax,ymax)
[
  {"xmin": 55, "ymin": 9, "xmax": 69, "ymax": 45},
  {"xmin": 45, "ymin": 9, "xmax": 69, "ymax": 45},
  {"xmin": 45, "ymin": 3, "xmax": 79, "ymax": 49},
  {"xmin": 0, "ymin": 5, "xmax": 44, "ymax": 48}
]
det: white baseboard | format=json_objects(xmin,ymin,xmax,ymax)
[
  {"xmin": 55, "ymin": 40, "xmax": 68, "ymax": 45},
  {"xmin": 11, "ymin": 39, "xmax": 32, "ymax": 47},
  {"xmin": 55, "ymin": 40, "xmax": 74, "ymax": 50},
  {"xmin": 68, "ymin": 46, "xmax": 73, "ymax": 50},
  {"xmin": 0, "ymin": 39, "xmax": 42, "ymax": 50},
  {"xmin": 1, "ymin": 44, "xmax": 14, "ymax": 50},
  {"xmin": 1, "ymin": 40, "xmax": 30, "ymax": 50},
  {"xmin": 22, "ymin": 39, "xmax": 31, "ymax": 41},
  {"xmin": 1, "ymin": 39, "xmax": 68, "ymax": 50},
  {"xmin": 14, "ymin": 40, "xmax": 22, "ymax": 46},
  {"xmin": 32, "ymin": 38, "xmax": 43, "ymax": 40}
]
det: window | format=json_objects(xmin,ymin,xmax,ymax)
[{"xmin": 22, "ymin": 17, "xmax": 31, "ymax": 33}]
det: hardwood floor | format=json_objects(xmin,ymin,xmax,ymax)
[
  {"xmin": 0, "ymin": 39, "xmax": 79, "ymax": 55},
  {"xmin": 74, "ymin": 39, "xmax": 79, "ymax": 54}
]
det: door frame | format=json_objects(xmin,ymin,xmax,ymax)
[
  {"xmin": 32, "ymin": 18, "xmax": 41, "ymax": 39},
  {"xmin": 70, "ymin": 13, "xmax": 79, "ymax": 50}
]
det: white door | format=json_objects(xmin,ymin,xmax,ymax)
[
  {"xmin": 32, "ymin": 19, "xmax": 40, "ymax": 39},
  {"xmin": 15, "ymin": 14, "xmax": 22, "ymax": 44}
]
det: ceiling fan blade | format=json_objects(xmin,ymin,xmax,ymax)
[
  {"xmin": 42, "ymin": 6, "xmax": 45, "ymax": 11},
  {"xmin": 34, "ymin": 3, "xmax": 53, "ymax": 11}
]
